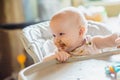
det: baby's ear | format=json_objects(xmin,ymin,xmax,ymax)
[{"xmin": 79, "ymin": 27, "xmax": 85, "ymax": 36}]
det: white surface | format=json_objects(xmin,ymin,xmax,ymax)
[
  {"xmin": 27, "ymin": 60, "xmax": 111, "ymax": 80},
  {"xmin": 18, "ymin": 50, "xmax": 120, "ymax": 80},
  {"xmin": 117, "ymin": 71, "xmax": 120, "ymax": 80},
  {"xmin": 104, "ymin": 17, "xmax": 120, "ymax": 33}
]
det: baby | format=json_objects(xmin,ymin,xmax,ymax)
[{"xmin": 45, "ymin": 7, "xmax": 120, "ymax": 62}]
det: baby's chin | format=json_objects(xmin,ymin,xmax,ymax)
[
  {"xmin": 58, "ymin": 47, "xmax": 72, "ymax": 52},
  {"xmin": 65, "ymin": 46, "xmax": 77, "ymax": 52}
]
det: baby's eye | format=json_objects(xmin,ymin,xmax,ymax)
[
  {"xmin": 53, "ymin": 34, "xmax": 56, "ymax": 37},
  {"xmin": 59, "ymin": 33, "xmax": 64, "ymax": 36}
]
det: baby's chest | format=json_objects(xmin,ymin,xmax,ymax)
[{"xmin": 71, "ymin": 44, "xmax": 99, "ymax": 56}]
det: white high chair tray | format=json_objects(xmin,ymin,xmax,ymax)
[{"xmin": 18, "ymin": 50, "xmax": 120, "ymax": 80}]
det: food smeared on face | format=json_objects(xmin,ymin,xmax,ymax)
[{"xmin": 58, "ymin": 40, "xmax": 66, "ymax": 50}]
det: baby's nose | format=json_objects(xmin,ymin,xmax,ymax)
[{"xmin": 54, "ymin": 37, "xmax": 61, "ymax": 43}]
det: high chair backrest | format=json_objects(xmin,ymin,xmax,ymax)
[
  {"xmin": 20, "ymin": 21, "xmax": 111, "ymax": 63},
  {"xmin": 20, "ymin": 21, "xmax": 54, "ymax": 63}
]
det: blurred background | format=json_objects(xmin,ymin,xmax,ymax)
[{"xmin": 0, "ymin": 0, "xmax": 120, "ymax": 80}]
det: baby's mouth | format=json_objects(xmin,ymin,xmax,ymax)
[
  {"xmin": 58, "ymin": 41, "xmax": 66, "ymax": 50},
  {"xmin": 60, "ymin": 43, "xmax": 66, "ymax": 48}
]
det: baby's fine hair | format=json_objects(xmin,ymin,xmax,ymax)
[{"xmin": 51, "ymin": 7, "xmax": 88, "ymax": 29}]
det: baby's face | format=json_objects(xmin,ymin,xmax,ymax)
[{"xmin": 50, "ymin": 18, "xmax": 83, "ymax": 52}]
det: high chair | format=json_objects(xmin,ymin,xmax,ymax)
[
  {"xmin": 19, "ymin": 21, "xmax": 111, "ymax": 63},
  {"xmin": 18, "ymin": 21, "xmax": 114, "ymax": 80}
]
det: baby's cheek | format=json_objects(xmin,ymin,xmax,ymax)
[
  {"xmin": 54, "ymin": 41, "xmax": 59, "ymax": 47},
  {"xmin": 63, "ymin": 38, "xmax": 70, "ymax": 43}
]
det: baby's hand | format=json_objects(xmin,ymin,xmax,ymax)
[
  {"xmin": 115, "ymin": 38, "xmax": 120, "ymax": 48},
  {"xmin": 55, "ymin": 50, "xmax": 71, "ymax": 62}
]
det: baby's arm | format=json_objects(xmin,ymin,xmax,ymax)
[{"xmin": 92, "ymin": 33, "xmax": 119, "ymax": 49}]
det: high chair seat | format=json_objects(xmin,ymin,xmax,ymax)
[{"xmin": 20, "ymin": 21, "xmax": 111, "ymax": 63}]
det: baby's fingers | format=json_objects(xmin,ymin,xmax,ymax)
[
  {"xmin": 58, "ymin": 53, "xmax": 67, "ymax": 62},
  {"xmin": 62, "ymin": 53, "xmax": 70, "ymax": 62},
  {"xmin": 115, "ymin": 38, "xmax": 120, "ymax": 48},
  {"xmin": 115, "ymin": 38, "xmax": 120, "ymax": 44},
  {"xmin": 56, "ymin": 52, "xmax": 64, "ymax": 62},
  {"xmin": 56, "ymin": 53, "xmax": 61, "ymax": 61},
  {"xmin": 56, "ymin": 52, "xmax": 70, "ymax": 62}
]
